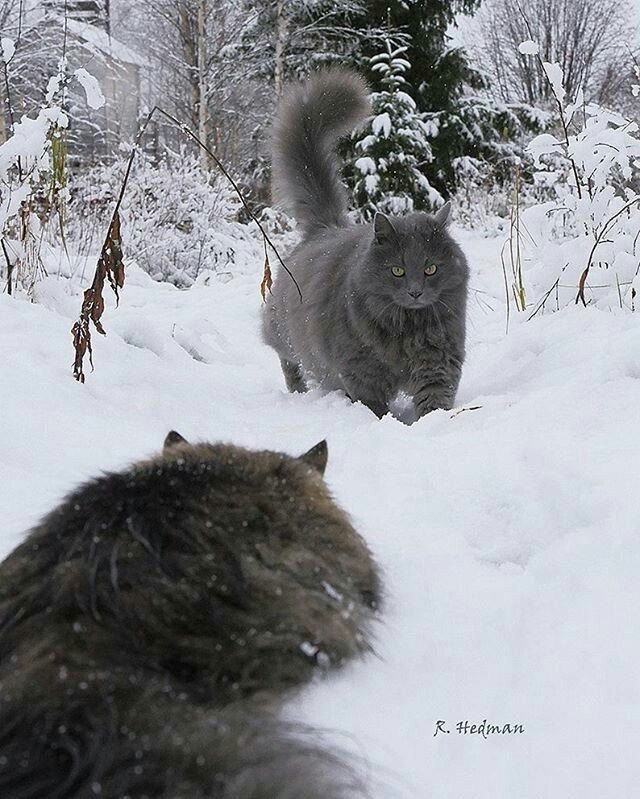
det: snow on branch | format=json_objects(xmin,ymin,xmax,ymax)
[{"xmin": 513, "ymin": 39, "xmax": 640, "ymax": 313}]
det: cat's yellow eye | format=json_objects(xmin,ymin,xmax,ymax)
[
  {"xmin": 391, "ymin": 266, "xmax": 405, "ymax": 277},
  {"xmin": 424, "ymin": 264, "xmax": 437, "ymax": 276}
]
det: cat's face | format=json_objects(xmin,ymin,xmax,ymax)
[{"xmin": 360, "ymin": 203, "xmax": 468, "ymax": 312}]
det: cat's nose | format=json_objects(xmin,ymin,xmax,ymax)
[{"xmin": 408, "ymin": 289, "xmax": 423, "ymax": 299}]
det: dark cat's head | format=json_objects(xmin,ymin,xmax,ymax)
[
  {"xmin": 357, "ymin": 202, "xmax": 468, "ymax": 313},
  {"xmin": 0, "ymin": 432, "xmax": 381, "ymax": 704}
]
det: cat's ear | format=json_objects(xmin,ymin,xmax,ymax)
[
  {"xmin": 434, "ymin": 201, "xmax": 452, "ymax": 227},
  {"xmin": 164, "ymin": 430, "xmax": 189, "ymax": 451},
  {"xmin": 299, "ymin": 440, "xmax": 328, "ymax": 475},
  {"xmin": 373, "ymin": 212, "xmax": 397, "ymax": 245}
]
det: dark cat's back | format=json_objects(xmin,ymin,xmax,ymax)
[{"xmin": 0, "ymin": 434, "xmax": 381, "ymax": 798}]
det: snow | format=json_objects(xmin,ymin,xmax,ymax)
[
  {"xmin": 45, "ymin": 73, "xmax": 63, "ymax": 104},
  {"xmin": 74, "ymin": 68, "xmax": 106, "ymax": 110},
  {"xmin": 542, "ymin": 61, "xmax": 566, "ymax": 104},
  {"xmin": 372, "ymin": 112, "xmax": 392, "ymax": 138},
  {"xmin": 358, "ymin": 134, "xmax": 379, "ymax": 150},
  {"xmin": 3, "ymin": 109, "xmax": 69, "ymax": 171},
  {"xmin": 0, "ymin": 107, "xmax": 68, "ymax": 180},
  {"xmin": 518, "ymin": 40, "xmax": 540, "ymax": 55},
  {"xmin": 564, "ymin": 88, "xmax": 584, "ymax": 126},
  {"xmin": 355, "ymin": 156, "xmax": 377, "ymax": 175},
  {"xmin": 527, "ymin": 132, "xmax": 562, "ymax": 167},
  {"xmin": 64, "ymin": 18, "xmax": 146, "ymax": 67},
  {"xmin": 2, "ymin": 226, "xmax": 640, "ymax": 797},
  {"xmin": 364, "ymin": 173, "xmax": 380, "ymax": 193},
  {"xmin": 1, "ymin": 36, "xmax": 15, "ymax": 62},
  {"xmin": 395, "ymin": 90, "xmax": 416, "ymax": 110}
]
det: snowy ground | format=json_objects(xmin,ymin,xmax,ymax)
[{"xmin": 2, "ymin": 225, "xmax": 640, "ymax": 797}]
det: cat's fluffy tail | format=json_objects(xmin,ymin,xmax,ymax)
[
  {"xmin": 272, "ymin": 68, "xmax": 370, "ymax": 235},
  {"xmin": 0, "ymin": 693, "xmax": 368, "ymax": 799}
]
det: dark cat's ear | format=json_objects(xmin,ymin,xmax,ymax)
[
  {"xmin": 434, "ymin": 201, "xmax": 452, "ymax": 227},
  {"xmin": 164, "ymin": 430, "xmax": 189, "ymax": 451},
  {"xmin": 299, "ymin": 440, "xmax": 328, "ymax": 475},
  {"xmin": 373, "ymin": 212, "xmax": 397, "ymax": 245}
]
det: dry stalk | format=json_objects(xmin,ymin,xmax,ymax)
[
  {"xmin": 70, "ymin": 108, "xmax": 154, "ymax": 382},
  {"xmin": 500, "ymin": 163, "xmax": 526, "ymax": 330},
  {"xmin": 1, "ymin": 238, "xmax": 13, "ymax": 295},
  {"xmin": 71, "ymin": 212, "xmax": 124, "ymax": 382},
  {"xmin": 510, "ymin": 164, "xmax": 526, "ymax": 311},
  {"xmin": 500, "ymin": 241, "xmax": 511, "ymax": 335},
  {"xmin": 575, "ymin": 197, "xmax": 640, "ymax": 306}
]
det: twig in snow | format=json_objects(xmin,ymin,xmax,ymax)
[{"xmin": 576, "ymin": 197, "xmax": 640, "ymax": 306}]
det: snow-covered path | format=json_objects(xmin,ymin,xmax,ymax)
[{"xmin": 2, "ymin": 227, "xmax": 639, "ymax": 797}]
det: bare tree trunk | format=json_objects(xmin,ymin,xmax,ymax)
[
  {"xmin": 274, "ymin": 0, "xmax": 287, "ymax": 103},
  {"xmin": 197, "ymin": 0, "xmax": 208, "ymax": 169}
]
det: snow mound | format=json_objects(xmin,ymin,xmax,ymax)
[{"xmin": 1, "ymin": 228, "xmax": 639, "ymax": 798}]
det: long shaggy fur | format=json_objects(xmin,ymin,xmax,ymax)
[
  {"xmin": 272, "ymin": 67, "xmax": 370, "ymax": 235},
  {"xmin": 264, "ymin": 69, "xmax": 469, "ymax": 420},
  {"xmin": 0, "ymin": 436, "xmax": 381, "ymax": 798}
]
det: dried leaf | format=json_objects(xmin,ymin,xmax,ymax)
[
  {"xmin": 71, "ymin": 319, "xmax": 92, "ymax": 383},
  {"xmin": 71, "ymin": 211, "xmax": 126, "ymax": 381},
  {"xmin": 260, "ymin": 249, "xmax": 273, "ymax": 301},
  {"xmin": 576, "ymin": 265, "xmax": 589, "ymax": 306},
  {"xmin": 104, "ymin": 212, "xmax": 125, "ymax": 303}
]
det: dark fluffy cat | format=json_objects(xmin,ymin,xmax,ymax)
[
  {"xmin": 263, "ymin": 68, "xmax": 469, "ymax": 420},
  {"xmin": 0, "ymin": 433, "xmax": 381, "ymax": 798}
]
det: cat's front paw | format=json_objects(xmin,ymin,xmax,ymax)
[{"xmin": 414, "ymin": 394, "xmax": 453, "ymax": 418}]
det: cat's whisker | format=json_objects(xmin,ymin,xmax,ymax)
[
  {"xmin": 372, "ymin": 298, "xmax": 397, "ymax": 323},
  {"xmin": 436, "ymin": 298, "xmax": 455, "ymax": 316}
]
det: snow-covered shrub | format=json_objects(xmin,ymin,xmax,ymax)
[
  {"xmin": 0, "ymin": 40, "xmax": 104, "ymax": 295},
  {"xmin": 343, "ymin": 41, "xmax": 442, "ymax": 219},
  {"xmin": 513, "ymin": 43, "xmax": 640, "ymax": 313},
  {"xmin": 69, "ymin": 152, "xmax": 258, "ymax": 287}
]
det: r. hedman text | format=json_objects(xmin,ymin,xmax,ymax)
[{"xmin": 434, "ymin": 720, "xmax": 525, "ymax": 738}]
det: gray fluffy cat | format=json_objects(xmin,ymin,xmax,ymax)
[{"xmin": 262, "ymin": 68, "xmax": 469, "ymax": 419}]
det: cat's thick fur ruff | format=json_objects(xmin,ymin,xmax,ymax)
[
  {"xmin": 0, "ymin": 434, "xmax": 381, "ymax": 798},
  {"xmin": 263, "ymin": 68, "xmax": 469, "ymax": 420}
]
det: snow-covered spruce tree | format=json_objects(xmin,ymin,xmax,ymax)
[
  {"xmin": 440, "ymin": 94, "xmax": 551, "ymax": 224},
  {"xmin": 344, "ymin": 41, "xmax": 441, "ymax": 219},
  {"xmin": 356, "ymin": 0, "xmax": 482, "ymax": 196}
]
